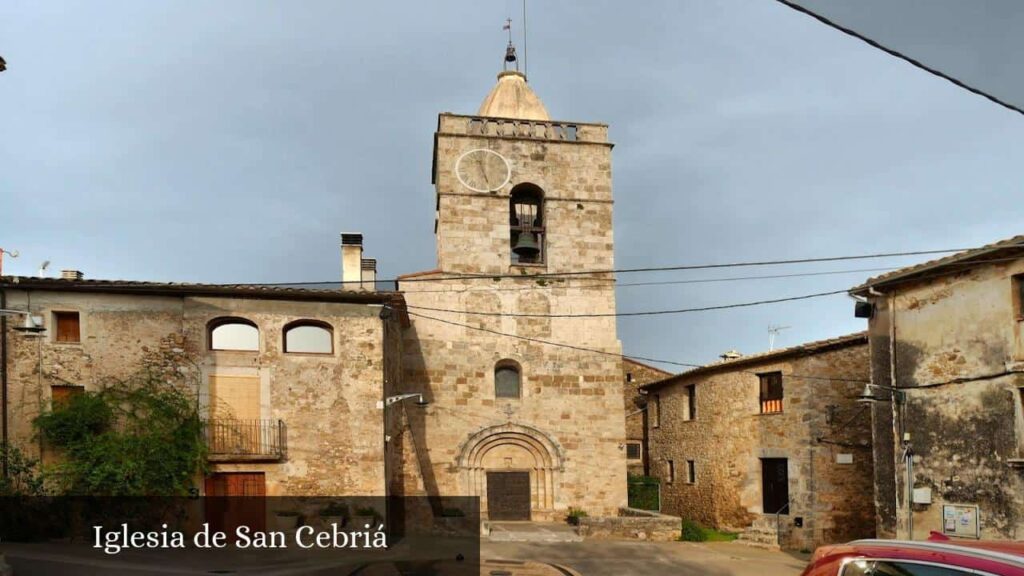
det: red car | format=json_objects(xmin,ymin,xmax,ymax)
[{"xmin": 802, "ymin": 533, "xmax": 1024, "ymax": 576}]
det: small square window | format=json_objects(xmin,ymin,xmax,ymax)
[
  {"xmin": 759, "ymin": 372, "xmax": 784, "ymax": 414},
  {"xmin": 626, "ymin": 442, "xmax": 642, "ymax": 460},
  {"xmin": 51, "ymin": 385, "xmax": 84, "ymax": 407},
  {"xmin": 54, "ymin": 311, "xmax": 80, "ymax": 343}
]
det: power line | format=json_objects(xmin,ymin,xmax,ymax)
[
  {"xmin": 400, "ymin": 253, "xmax": 1024, "ymax": 318},
  {"xmin": 400, "ymin": 266, "xmax": 905, "ymax": 294},
  {"xmin": 235, "ymin": 247, "xmax": 976, "ymax": 286},
  {"xmin": 775, "ymin": 0, "xmax": 1024, "ymax": 117},
  {"xmin": 404, "ymin": 288, "xmax": 850, "ymax": 318},
  {"xmin": 395, "ymin": 306, "xmax": 869, "ymax": 383}
]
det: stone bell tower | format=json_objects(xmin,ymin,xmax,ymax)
[
  {"xmin": 430, "ymin": 70, "xmax": 615, "ymax": 277},
  {"xmin": 396, "ymin": 62, "xmax": 626, "ymax": 520}
]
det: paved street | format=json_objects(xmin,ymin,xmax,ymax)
[
  {"xmin": 483, "ymin": 540, "xmax": 810, "ymax": 576},
  {"xmin": 1, "ymin": 539, "xmax": 810, "ymax": 575}
]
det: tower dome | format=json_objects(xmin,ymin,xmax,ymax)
[{"xmin": 477, "ymin": 70, "xmax": 550, "ymax": 121}]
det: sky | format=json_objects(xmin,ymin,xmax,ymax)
[{"xmin": 1, "ymin": 1, "xmax": 1021, "ymax": 370}]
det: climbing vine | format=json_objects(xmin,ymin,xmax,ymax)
[{"xmin": 34, "ymin": 352, "xmax": 207, "ymax": 496}]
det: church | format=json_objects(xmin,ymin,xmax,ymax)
[{"xmin": 0, "ymin": 59, "xmax": 630, "ymax": 521}]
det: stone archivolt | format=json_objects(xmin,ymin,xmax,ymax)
[{"xmin": 455, "ymin": 423, "xmax": 565, "ymax": 514}]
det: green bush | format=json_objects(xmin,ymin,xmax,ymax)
[
  {"xmin": 679, "ymin": 519, "xmax": 738, "ymax": 542},
  {"xmin": 681, "ymin": 519, "xmax": 707, "ymax": 541},
  {"xmin": 319, "ymin": 502, "xmax": 349, "ymax": 518},
  {"xmin": 566, "ymin": 507, "xmax": 588, "ymax": 525},
  {"xmin": 0, "ymin": 445, "xmax": 45, "ymax": 496}
]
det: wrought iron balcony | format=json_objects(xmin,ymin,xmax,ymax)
[{"xmin": 203, "ymin": 419, "xmax": 286, "ymax": 462}]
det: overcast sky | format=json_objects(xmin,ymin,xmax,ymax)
[{"xmin": 1, "ymin": 1, "xmax": 1021, "ymax": 369}]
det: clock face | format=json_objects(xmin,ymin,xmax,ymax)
[{"xmin": 455, "ymin": 149, "xmax": 511, "ymax": 192}]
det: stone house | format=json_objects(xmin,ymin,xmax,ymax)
[
  {"xmin": 849, "ymin": 234, "xmax": 1024, "ymax": 540},
  {"xmin": 0, "ymin": 264, "xmax": 403, "ymax": 500},
  {"xmin": 0, "ymin": 64, "xmax": 633, "ymax": 522},
  {"xmin": 622, "ymin": 359, "xmax": 672, "ymax": 477},
  {"xmin": 642, "ymin": 333, "xmax": 875, "ymax": 549}
]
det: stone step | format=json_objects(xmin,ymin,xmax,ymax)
[{"xmin": 735, "ymin": 538, "xmax": 781, "ymax": 551}]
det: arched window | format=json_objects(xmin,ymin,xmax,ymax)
[
  {"xmin": 509, "ymin": 183, "xmax": 545, "ymax": 265},
  {"xmin": 283, "ymin": 320, "xmax": 334, "ymax": 354},
  {"xmin": 495, "ymin": 360, "xmax": 522, "ymax": 399},
  {"xmin": 208, "ymin": 317, "xmax": 259, "ymax": 351}
]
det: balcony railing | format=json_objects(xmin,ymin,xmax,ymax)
[{"xmin": 204, "ymin": 419, "xmax": 286, "ymax": 462}]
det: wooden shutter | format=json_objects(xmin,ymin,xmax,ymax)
[
  {"xmin": 51, "ymin": 385, "xmax": 84, "ymax": 407},
  {"xmin": 54, "ymin": 312, "xmax": 80, "ymax": 343}
]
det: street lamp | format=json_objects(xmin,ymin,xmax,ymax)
[
  {"xmin": 0, "ymin": 248, "xmax": 19, "ymax": 276},
  {"xmin": 0, "ymin": 309, "xmax": 45, "ymax": 335},
  {"xmin": 377, "ymin": 393, "xmax": 429, "ymax": 409},
  {"xmin": 857, "ymin": 383, "xmax": 905, "ymax": 405}
]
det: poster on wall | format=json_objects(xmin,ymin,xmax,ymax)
[{"xmin": 941, "ymin": 504, "xmax": 980, "ymax": 539}]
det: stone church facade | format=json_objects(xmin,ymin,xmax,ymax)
[
  {"xmin": 0, "ymin": 67, "xmax": 629, "ymax": 520},
  {"xmin": 391, "ymin": 71, "xmax": 626, "ymax": 520}
]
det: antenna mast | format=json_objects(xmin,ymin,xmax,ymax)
[
  {"xmin": 522, "ymin": 0, "xmax": 528, "ymax": 78},
  {"xmin": 768, "ymin": 325, "xmax": 791, "ymax": 351}
]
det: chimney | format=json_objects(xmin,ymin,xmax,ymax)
[
  {"xmin": 719, "ymin": 350, "xmax": 742, "ymax": 361},
  {"xmin": 361, "ymin": 258, "xmax": 377, "ymax": 291},
  {"xmin": 61, "ymin": 269, "xmax": 84, "ymax": 281},
  {"xmin": 340, "ymin": 233, "xmax": 363, "ymax": 288}
]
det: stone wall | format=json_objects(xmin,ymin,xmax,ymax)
[
  {"xmin": 622, "ymin": 359, "xmax": 672, "ymax": 477},
  {"xmin": 577, "ymin": 507, "xmax": 681, "ymax": 541},
  {"xmin": 862, "ymin": 256, "xmax": 1024, "ymax": 540},
  {"xmin": 645, "ymin": 336, "xmax": 875, "ymax": 550},
  {"xmin": 2, "ymin": 288, "xmax": 400, "ymax": 496}
]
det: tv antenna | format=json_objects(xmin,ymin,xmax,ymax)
[{"xmin": 768, "ymin": 324, "xmax": 791, "ymax": 351}]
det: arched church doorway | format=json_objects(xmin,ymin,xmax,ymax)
[{"xmin": 456, "ymin": 423, "xmax": 565, "ymax": 521}]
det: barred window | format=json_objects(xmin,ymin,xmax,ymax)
[{"xmin": 626, "ymin": 442, "xmax": 642, "ymax": 460}]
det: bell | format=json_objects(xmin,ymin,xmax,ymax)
[
  {"xmin": 504, "ymin": 43, "xmax": 518, "ymax": 63},
  {"xmin": 512, "ymin": 232, "xmax": 540, "ymax": 259}
]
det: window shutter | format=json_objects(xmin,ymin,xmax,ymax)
[
  {"xmin": 768, "ymin": 373, "xmax": 783, "ymax": 400},
  {"xmin": 55, "ymin": 312, "xmax": 80, "ymax": 343}
]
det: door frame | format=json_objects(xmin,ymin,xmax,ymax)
[
  {"xmin": 485, "ymin": 469, "xmax": 532, "ymax": 521},
  {"xmin": 760, "ymin": 458, "xmax": 790, "ymax": 515}
]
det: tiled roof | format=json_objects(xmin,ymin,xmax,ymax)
[
  {"xmin": 623, "ymin": 357, "xmax": 673, "ymax": 376},
  {"xmin": 0, "ymin": 276, "xmax": 399, "ymax": 304},
  {"xmin": 850, "ymin": 234, "xmax": 1024, "ymax": 294},
  {"xmin": 640, "ymin": 331, "xmax": 867, "ymax": 391},
  {"xmin": 396, "ymin": 268, "xmax": 442, "ymax": 280}
]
